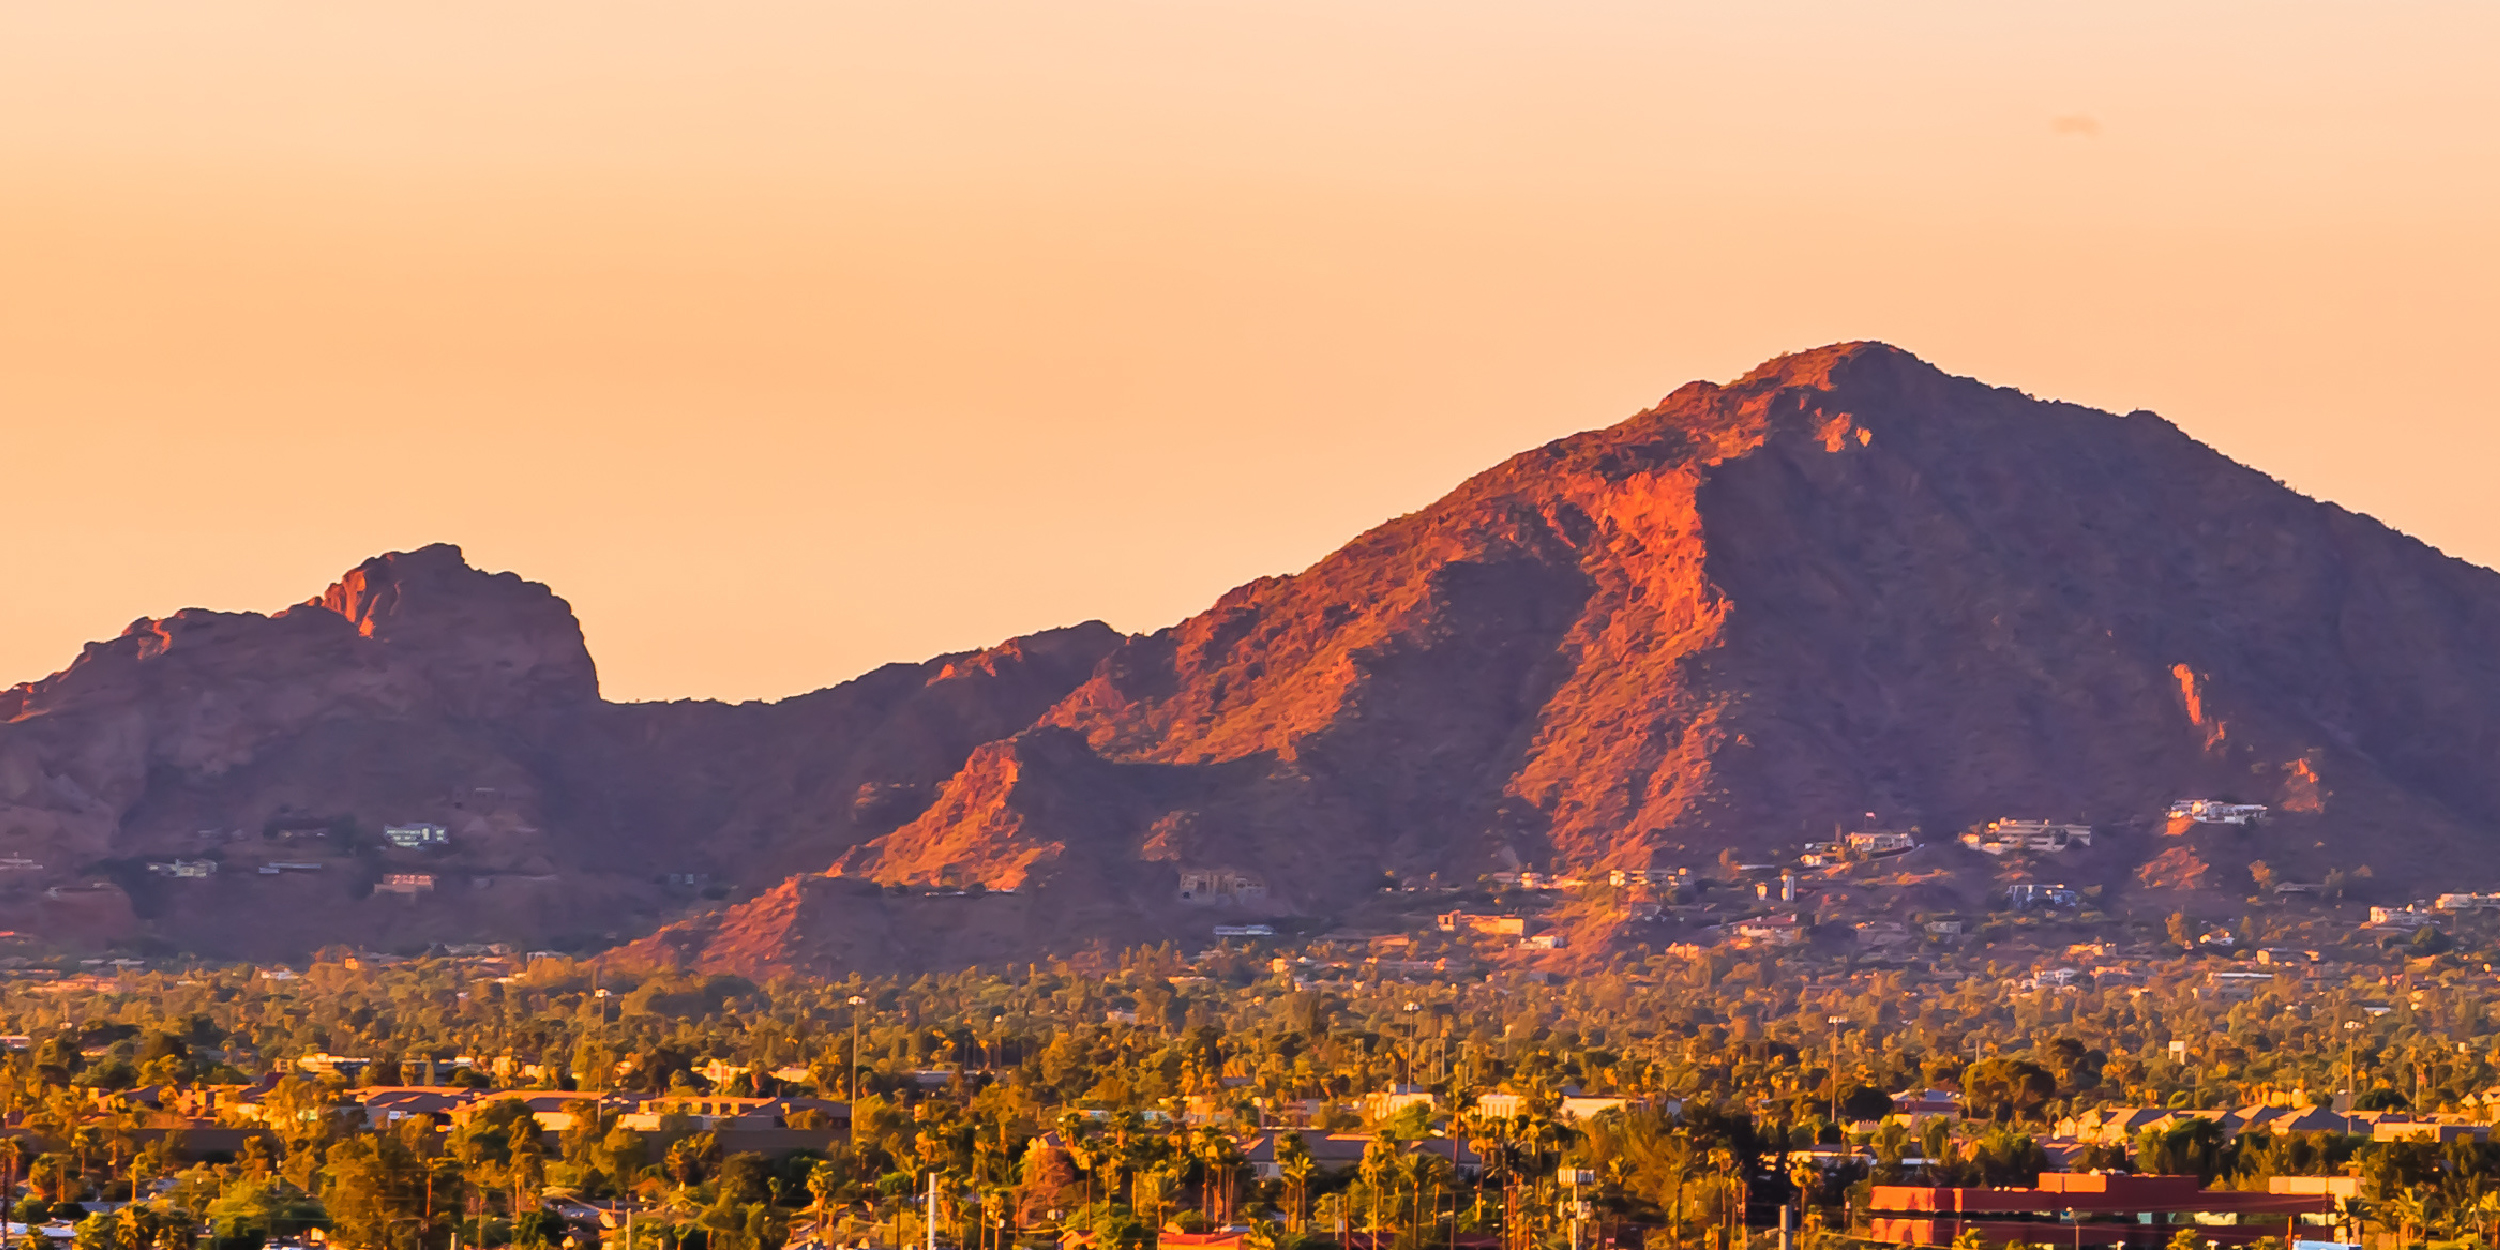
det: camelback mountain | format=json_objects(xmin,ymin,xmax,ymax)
[{"xmin": 10, "ymin": 343, "xmax": 2500, "ymax": 969}]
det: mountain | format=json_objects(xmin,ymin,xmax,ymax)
[
  {"xmin": 0, "ymin": 545, "xmax": 1119, "ymax": 960},
  {"xmin": 16, "ymin": 343, "xmax": 2500, "ymax": 970},
  {"xmin": 645, "ymin": 342, "xmax": 2500, "ymax": 972}
]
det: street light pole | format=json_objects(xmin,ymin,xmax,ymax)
[
  {"xmin": 2344, "ymin": 1019, "xmax": 2363, "ymax": 1135},
  {"xmin": 850, "ymin": 995, "xmax": 869, "ymax": 1152},
  {"xmin": 850, "ymin": 996, "xmax": 868, "ymax": 1098},
  {"xmin": 1827, "ymin": 1016, "xmax": 1848, "ymax": 1130},
  {"xmin": 1403, "ymin": 1003, "xmax": 1420, "ymax": 1088}
]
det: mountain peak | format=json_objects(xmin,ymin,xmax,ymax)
[
  {"xmin": 1728, "ymin": 339, "xmax": 1922, "ymax": 391},
  {"xmin": 306, "ymin": 543, "xmax": 599, "ymax": 713}
]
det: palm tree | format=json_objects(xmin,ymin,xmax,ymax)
[
  {"xmin": 1360, "ymin": 1137, "xmax": 1402, "ymax": 1249},
  {"xmin": 1057, "ymin": 1112, "xmax": 1098, "ymax": 1217},
  {"xmin": 2387, "ymin": 1187, "xmax": 2432, "ymax": 1250},
  {"xmin": 1277, "ymin": 1134, "xmax": 1314, "ymax": 1234},
  {"xmin": 0, "ymin": 1138, "xmax": 23, "ymax": 1226}
]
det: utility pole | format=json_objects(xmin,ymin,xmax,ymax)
[{"xmin": 927, "ymin": 1172, "xmax": 939, "ymax": 1250}]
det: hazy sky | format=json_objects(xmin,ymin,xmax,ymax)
[{"xmin": 4, "ymin": 2, "xmax": 2496, "ymax": 703}]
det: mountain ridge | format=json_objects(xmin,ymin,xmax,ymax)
[{"xmin": 13, "ymin": 342, "xmax": 2500, "ymax": 970}]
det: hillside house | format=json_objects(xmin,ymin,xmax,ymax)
[
  {"xmin": 1437, "ymin": 913, "xmax": 1527, "ymax": 937},
  {"xmin": 1846, "ymin": 830, "xmax": 1916, "ymax": 855},
  {"xmin": 2168, "ymin": 800, "xmax": 2267, "ymax": 825},
  {"xmin": 2005, "ymin": 883, "xmax": 2078, "ymax": 910},
  {"xmin": 146, "ymin": 860, "xmax": 217, "ymax": 878},
  {"xmin": 1732, "ymin": 914, "xmax": 1804, "ymax": 948},
  {"xmin": 2437, "ymin": 893, "xmax": 2500, "ymax": 911},
  {"xmin": 1176, "ymin": 868, "xmax": 1266, "ymax": 905},
  {"xmin": 385, "ymin": 823, "xmax": 449, "ymax": 848},
  {"xmin": 1607, "ymin": 868, "xmax": 1680, "ymax": 887},
  {"xmin": 1963, "ymin": 820, "xmax": 2093, "ymax": 855}
]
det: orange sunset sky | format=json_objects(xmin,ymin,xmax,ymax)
[{"xmin": 4, "ymin": 2, "xmax": 2496, "ymax": 704}]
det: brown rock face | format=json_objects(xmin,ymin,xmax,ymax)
[
  {"xmin": 801, "ymin": 343, "xmax": 2500, "ymax": 937},
  {"xmin": 315, "ymin": 545, "xmax": 601, "ymax": 718}
]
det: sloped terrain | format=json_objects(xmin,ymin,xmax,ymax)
[
  {"xmin": 20, "ymin": 344, "xmax": 2500, "ymax": 970},
  {"xmin": 773, "ymin": 344, "xmax": 2500, "ymax": 950}
]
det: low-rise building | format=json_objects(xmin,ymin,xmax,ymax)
[
  {"xmin": 1845, "ymin": 830, "xmax": 1916, "ymax": 855},
  {"xmin": 1177, "ymin": 868, "xmax": 1266, "ymax": 905},
  {"xmin": 1893, "ymin": 1088, "xmax": 1963, "ymax": 1120},
  {"xmin": 1607, "ymin": 868, "xmax": 1681, "ymax": 887},
  {"xmin": 2006, "ymin": 882, "xmax": 2078, "ymax": 910},
  {"xmin": 297, "ymin": 1052, "xmax": 376, "ymax": 1078},
  {"xmin": 1732, "ymin": 914, "xmax": 1804, "ymax": 948},
  {"xmin": 146, "ymin": 860, "xmax": 218, "ymax": 878},
  {"xmin": 384, "ymin": 823, "xmax": 449, "ymax": 848},
  {"xmin": 2168, "ymin": 799, "xmax": 2267, "ymax": 825},
  {"xmin": 1557, "ymin": 1095, "xmax": 1643, "ymax": 1121},
  {"xmin": 1963, "ymin": 820, "xmax": 2093, "ymax": 855},
  {"xmin": 1868, "ymin": 1172, "xmax": 2335, "ymax": 1248},
  {"xmin": 1363, "ymin": 1085, "xmax": 1433, "ymax": 1121},
  {"xmin": 375, "ymin": 873, "xmax": 436, "ymax": 895},
  {"xmin": 1437, "ymin": 912, "xmax": 1528, "ymax": 937}
]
